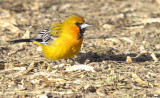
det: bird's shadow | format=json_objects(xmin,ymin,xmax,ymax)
[{"xmin": 77, "ymin": 51, "xmax": 158, "ymax": 64}]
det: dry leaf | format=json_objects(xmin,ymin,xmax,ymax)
[
  {"xmin": 131, "ymin": 73, "xmax": 153, "ymax": 87},
  {"xmin": 105, "ymin": 38, "xmax": 121, "ymax": 44},
  {"xmin": 66, "ymin": 64, "xmax": 95, "ymax": 72},
  {"xmin": 119, "ymin": 37, "xmax": 133, "ymax": 45}
]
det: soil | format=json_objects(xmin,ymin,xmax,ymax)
[{"xmin": 1, "ymin": 0, "xmax": 160, "ymax": 97}]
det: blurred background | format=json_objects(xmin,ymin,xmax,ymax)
[{"xmin": 1, "ymin": 0, "xmax": 160, "ymax": 97}]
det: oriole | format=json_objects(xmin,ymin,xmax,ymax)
[{"xmin": 9, "ymin": 15, "xmax": 91, "ymax": 60}]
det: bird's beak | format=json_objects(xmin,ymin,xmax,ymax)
[{"xmin": 80, "ymin": 23, "xmax": 91, "ymax": 29}]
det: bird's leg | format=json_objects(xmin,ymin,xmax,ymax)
[
  {"xmin": 58, "ymin": 59, "xmax": 64, "ymax": 64},
  {"xmin": 52, "ymin": 61, "xmax": 56, "ymax": 65},
  {"xmin": 64, "ymin": 59, "xmax": 68, "ymax": 63}
]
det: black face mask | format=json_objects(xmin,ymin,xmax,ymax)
[{"xmin": 75, "ymin": 22, "xmax": 85, "ymax": 40}]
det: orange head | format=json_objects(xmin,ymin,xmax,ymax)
[
  {"xmin": 61, "ymin": 15, "xmax": 91, "ymax": 40},
  {"xmin": 64, "ymin": 15, "xmax": 85, "ymax": 24}
]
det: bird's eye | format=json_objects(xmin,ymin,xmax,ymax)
[{"xmin": 75, "ymin": 22, "xmax": 81, "ymax": 26}]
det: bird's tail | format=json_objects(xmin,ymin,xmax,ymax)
[{"xmin": 8, "ymin": 39, "xmax": 33, "ymax": 44}]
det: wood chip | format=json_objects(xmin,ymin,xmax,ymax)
[
  {"xmin": 150, "ymin": 53, "xmax": 159, "ymax": 62},
  {"xmin": 126, "ymin": 56, "xmax": 132, "ymax": 63}
]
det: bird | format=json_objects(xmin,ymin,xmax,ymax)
[{"xmin": 9, "ymin": 15, "xmax": 91, "ymax": 61}]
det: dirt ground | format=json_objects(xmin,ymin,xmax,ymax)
[{"xmin": 1, "ymin": 0, "xmax": 160, "ymax": 97}]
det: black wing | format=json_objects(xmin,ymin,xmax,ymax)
[{"xmin": 34, "ymin": 29, "xmax": 57, "ymax": 45}]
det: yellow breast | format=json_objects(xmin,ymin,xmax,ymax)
[{"xmin": 41, "ymin": 36, "xmax": 83, "ymax": 60}]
